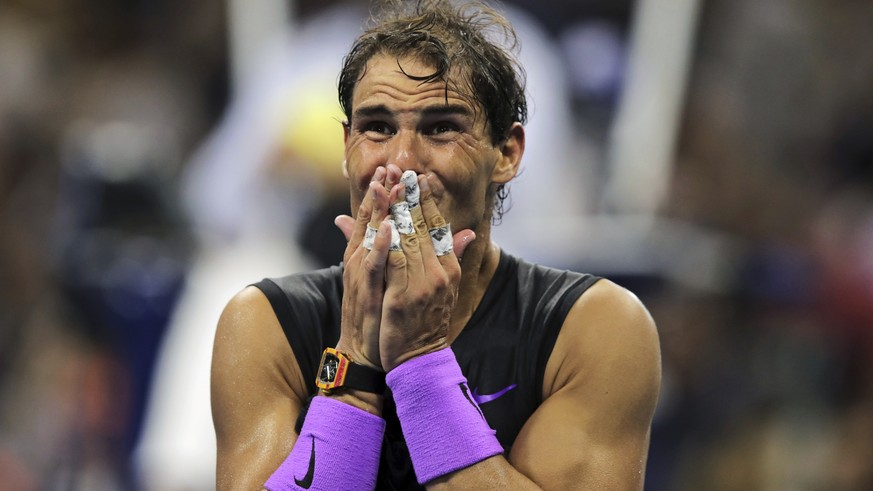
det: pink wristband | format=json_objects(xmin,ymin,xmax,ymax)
[
  {"xmin": 387, "ymin": 348, "xmax": 503, "ymax": 484},
  {"xmin": 264, "ymin": 396, "xmax": 385, "ymax": 491}
]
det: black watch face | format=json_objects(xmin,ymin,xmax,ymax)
[{"xmin": 319, "ymin": 353, "xmax": 340, "ymax": 383}]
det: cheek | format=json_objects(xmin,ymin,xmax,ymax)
[
  {"xmin": 441, "ymin": 139, "xmax": 499, "ymax": 194},
  {"xmin": 345, "ymin": 140, "xmax": 384, "ymax": 189},
  {"xmin": 435, "ymin": 159, "xmax": 494, "ymax": 226}
]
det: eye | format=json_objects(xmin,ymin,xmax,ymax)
[
  {"xmin": 428, "ymin": 122, "xmax": 460, "ymax": 136},
  {"xmin": 361, "ymin": 121, "xmax": 394, "ymax": 136}
]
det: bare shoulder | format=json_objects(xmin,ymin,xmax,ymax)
[
  {"xmin": 509, "ymin": 279, "xmax": 661, "ymax": 488},
  {"xmin": 211, "ymin": 286, "xmax": 308, "ymax": 489},
  {"xmin": 212, "ymin": 286, "xmax": 307, "ymax": 403},
  {"xmin": 546, "ymin": 277, "xmax": 661, "ymax": 429}
]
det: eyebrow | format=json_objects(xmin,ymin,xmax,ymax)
[
  {"xmin": 421, "ymin": 104, "xmax": 474, "ymax": 119},
  {"xmin": 352, "ymin": 103, "xmax": 474, "ymax": 121}
]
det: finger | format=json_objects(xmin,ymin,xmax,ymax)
[
  {"xmin": 383, "ymin": 182, "xmax": 425, "ymax": 281},
  {"xmin": 346, "ymin": 167, "xmax": 387, "ymax": 248},
  {"xmin": 395, "ymin": 214, "xmax": 426, "ymax": 278},
  {"xmin": 385, "ymin": 164, "xmax": 402, "ymax": 194},
  {"xmin": 453, "ymin": 229, "xmax": 476, "ymax": 259},
  {"xmin": 428, "ymin": 223, "xmax": 453, "ymax": 257},
  {"xmin": 363, "ymin": 184, "xmax": 390, "ymax": 250},
  {"xmin": 347, "ymin": 180, "xmax": 382, "ymax": 251},
  {"xmin": 385, "ymin": 236, "xmax": 409, "ymax": 292},
  {"xmin": 335, "ymin": 215, "xmax": 355, "ymax": 242},
  {"xmin": 362, "ymin": 220, "xmax": 392, "ymax": 283},
  {"xmin": 401, "ymin": 170, "xmax": 420, "ymax": 208},
  {"xmin": 389, "ymin": 184, "xmax": 415, "ymax": 235},
  {"xmin": 406, "ymin": 176, "xmax": 439, "ymax": 265},
  {"xmin": 418, "ymin": 175, "xmax": 456, "ymax": 261},
  {"xmin": 386, "ymin": 218, "xmax": 402, "ymax": 252},
  {"xmin": 409, "ymin": 191, "xmax": 429, "ymax": 237},
  {"xmin": 418, "ymin": 174, "xmax": 447, "ymax": 229},
  {"xmin": 372, "ymin": 165, "xmax": 387, "ymax": 186}
]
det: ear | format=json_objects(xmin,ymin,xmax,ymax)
[
  {"xmin": 342, "ymin": 121, "xmax": 350, "ymax": 179},
  {"xmin": 491, "ymin": 122, "xmax": 525, "ymax": 184}
]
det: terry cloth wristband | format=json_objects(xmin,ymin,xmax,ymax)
[
  {"xmin": 264, "ymin": 396, "xmax": 385, "ymax": 491},
  {"xmin": 387, "ymin": 347, "xmax": 503, "ymax": 484}
]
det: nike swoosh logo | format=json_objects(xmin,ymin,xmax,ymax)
[
  {"xmin": 472, "ymin": 384, "xmax": 517, "ymax": 405},
  {"xmin": 460, "ymin": 383, "xmax": 485, "ymax": 420},
  {"xmin": 294, "ymin": 435, "xmax": 315, "ymax": 489}
]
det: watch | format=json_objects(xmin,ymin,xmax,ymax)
[{"xmin": 316, "ymin": 347, "xmax": 386, "ymax": 394}]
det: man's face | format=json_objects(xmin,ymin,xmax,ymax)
[{"xmin": 343, "ymin": 54, "xmax": 517, "ymax": 233}]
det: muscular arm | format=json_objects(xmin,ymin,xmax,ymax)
[
  {"xmin": 428, "ymin": 279, "xmax": 662, "ymax": 490},
  {"xmin": 211, "ymin": 286, "xmax": 309, "ymax": 490}
]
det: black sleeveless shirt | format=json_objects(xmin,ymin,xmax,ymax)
[{"xmin": 254, "ymin": 249, "xmax": 599, "ymax": 490}]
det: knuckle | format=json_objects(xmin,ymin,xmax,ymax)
[
  {"xmin": 358, "ymin": 200, "xmax": 374, "ymax": 220},
  {"xmin": 385, "ymin": 301, "xmax": 406, "ymax": 317},
  {"xmin": 388, "ymin": 251, "xmax": 406, "ymax": 268},
  {"xmin": 362, "ymin": 257, "xmax": 382, "ymax": 275},
  {"xmin": 432, "ymin": 273, "xmax": 451, "ymax": 291},
  {"xmin": 403, "ymin": 235, "xmax": 419, "ymax": 249}
]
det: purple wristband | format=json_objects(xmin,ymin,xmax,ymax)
[
  {"xmin": 387, "ymin": 348, "xmax": 503, "ymax": 484},
  {"xmin": 264, "ymin": 396, "xmax": 385, "ymax": 491}
]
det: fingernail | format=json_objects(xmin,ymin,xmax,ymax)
[
  {"xmin": 378, "ymin": 221, "xmax": 389, "ymax": 237},
  {"xmin": 419, "ymin": 175, "xmax": 430, "ymax": 191}
]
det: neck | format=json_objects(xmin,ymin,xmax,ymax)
[{"xmin": 447, "ymin": 222, "xmax": 501, "ymax": 343}]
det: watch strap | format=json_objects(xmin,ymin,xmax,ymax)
[{"xmin": 342, "ymin": 360, "xmax": 387, "ymax": 394}]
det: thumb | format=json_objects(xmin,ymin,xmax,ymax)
[
  {"xmin": 452, "ymin": 229, "xmax": 476, "ymax": 259},
  {"xmin": 334, "ymin": 215, "xmax": 355, "ymax": 242}
]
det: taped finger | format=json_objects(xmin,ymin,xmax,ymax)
[
  {"xmin": 362, "ymin": 224, "xmax": 379, "ymax": 250},
  {"xmin": 429, "ymin": 224, "xmax": 453, "ymax": 256},
  {"xmin": 401, "ymin": 170, "xmax": 420, "ymax": 208},
  {"xmin": 390, "ymin": 201, "xmax": 415, "ymax": 235},
  {"xmin": 387, "ymin": 219, "xmax": 402, "ymax": 251}
]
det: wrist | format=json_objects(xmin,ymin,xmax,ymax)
[
  {"xmin": 320, "ymin": 388, "xmax": 384, "ymax": 416},
  {"xmin": 265, "ymin": 396, "xmax": 385, "ymax": 491},
  {"xmin": 387, "ymin": 347, "xmax": 503, "ymax": 484},
  {"xmin": 334, "ymin": 340, "xmax": 382, "ymax": 371},
  {"xmin": 386, "ymin": 341, "xmax": 448, "ymax": 372}
]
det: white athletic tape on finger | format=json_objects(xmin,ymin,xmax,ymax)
[
  {"xmin": 387, "ymin": 219, "xmax": 402, "ymax": 251},
  {"xmin": 390, "ymin": 201, "xmax": 415, "ymax": 235},
  {"xmin": 362, "ymin": 224, "xmax": 378, "ymax": 250},
  {"xmin": 429, "ymin": 224, "xmax": 452, "ymax": 256},
  {"xmin": 401, "ymin": 170, "xmax": 420, "ymax": 208}
]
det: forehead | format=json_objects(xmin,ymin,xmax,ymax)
[{"xmin": 351, "ymin": 54, "xmax": 480, "ymax": 115}]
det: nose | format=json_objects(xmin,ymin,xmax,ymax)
[{"xmin": 387, "ymin": 129, "xmax": 426, "ymax": 173}]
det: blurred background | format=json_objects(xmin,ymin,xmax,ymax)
[{"xmin": 1, "ymin": 0, "xmax": 872, "ymax": 489}]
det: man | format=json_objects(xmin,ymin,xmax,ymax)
[{"xmin": 211, "ymin": 1, "xmax": 661, "ymax": 489}]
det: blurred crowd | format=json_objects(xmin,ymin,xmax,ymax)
[{"xmin": 1, "ymin": 0, "xmax": 872, "ymax": 490}]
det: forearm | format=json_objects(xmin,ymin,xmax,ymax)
[{"xmin": 426, "ymin": 454, "xmax": 541, "ymax": 490}]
